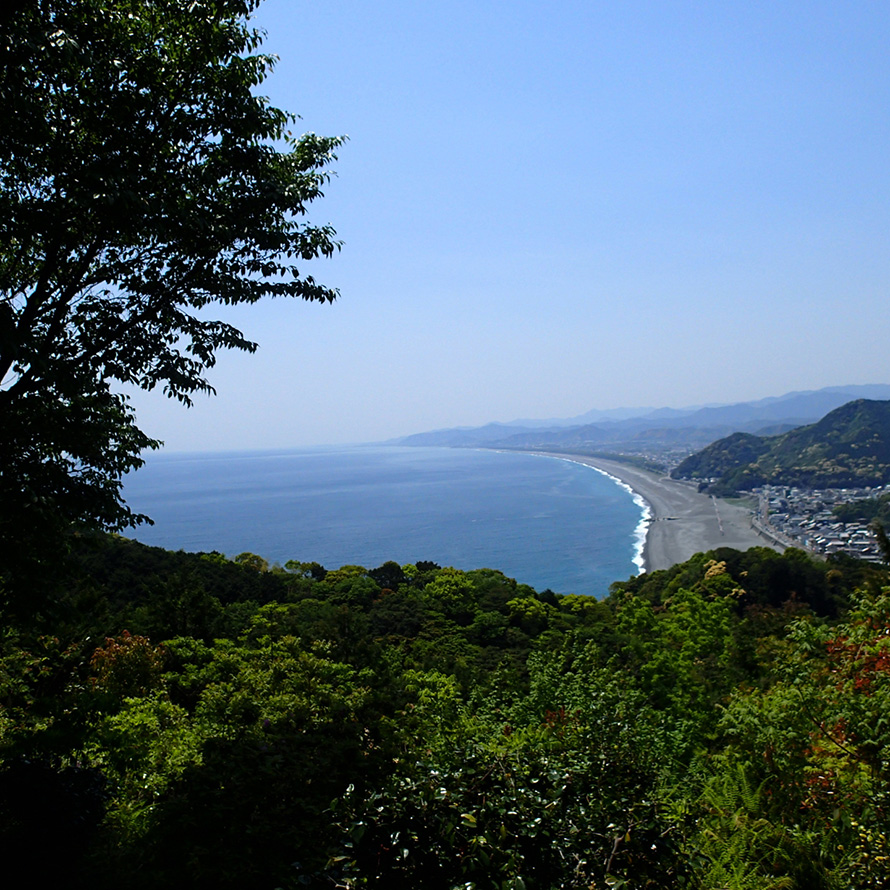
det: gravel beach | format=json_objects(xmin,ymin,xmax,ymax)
[{"xmin": 535, "ymin": 453, "xmax": 783, "ymax": 573}]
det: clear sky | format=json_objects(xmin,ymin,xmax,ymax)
[{"xmin": 128, "ymin": 0, "xmax": 890, "ymax": 451}]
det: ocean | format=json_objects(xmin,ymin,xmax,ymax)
[{"xmin": 121, "ymin": 445, "xmax": 647, "ymax": 597}]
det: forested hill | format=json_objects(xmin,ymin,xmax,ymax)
[
  {"xmin": 672, "ymin": 398, "xmax": 890, "ymax": 493},
  {"xmin": 3, "ymin": 534, "xmax": 888, "ymax": 888}
]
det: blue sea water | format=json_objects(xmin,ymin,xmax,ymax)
[{"xmin": 122, "ymin": 445, "xmax": 646, "ymax": 597}]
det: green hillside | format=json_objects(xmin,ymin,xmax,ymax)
[
  {"xmin": 3, "ymin": 534, "xmax": 887, "ymax": 889},
  {"xmin": 673, "ymin": 399, "xmax": 890, "ymax": 493}
]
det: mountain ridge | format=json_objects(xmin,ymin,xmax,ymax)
[
  {"xmin": 394, "ymin": 385, "xmax": 890, "ymax": 454},
  {"xmin": 672, "ymin": 399, "xmax": 890, "ymax": 493}
]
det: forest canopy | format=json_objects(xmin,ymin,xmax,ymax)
[{"xmin": 2, "ymin": 537, "xmax": 889, "ymax": 888}]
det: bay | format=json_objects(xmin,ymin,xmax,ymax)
[{"xmin": 122, "ymin": 445, "xmax": 645, "ymax": 597}]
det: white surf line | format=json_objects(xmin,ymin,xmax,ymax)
[{"xmin": 523, "ymin": 452, "xmax": 653, "ymax": 576}]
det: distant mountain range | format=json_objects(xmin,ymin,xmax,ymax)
[
  {"xmin": 672, "ymin": 399, "xmax": 890, "ymax": 493},
  {"xmin": 395, "ymin": 385, "xmax": 890, "ymax": 456}
]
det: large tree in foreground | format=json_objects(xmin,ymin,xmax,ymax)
[{"xmin": 0, "ymin": 0, "xmax": 342, "ymax": 598}]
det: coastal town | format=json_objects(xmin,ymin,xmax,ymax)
[
  {"xmin": 751, "ymin": 484, "xmax": 888, "ymax": 563},
  {"xmin": 615, "ymin": 440, "xmax": 890, "ymax": 565},
  {"xmin": 609, "ymin": 448, "xmax": 887, "ymax": 565}
]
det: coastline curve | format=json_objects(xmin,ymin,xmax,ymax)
[
  {"xmin": 525, "ymin": 451, "xmax": 781, "ymax": 573},
  {"xmin": 544, "ymin": 455, "xmax": 652, "ymax": 575}
]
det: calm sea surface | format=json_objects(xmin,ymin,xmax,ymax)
[{"xmin": 122, "ymin": 446, "xmax": 645, "ymax": 597}]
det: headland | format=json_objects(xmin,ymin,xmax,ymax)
[{"xmin": 533, "ymin": 452, "xmax": 783, "ymax": 573}]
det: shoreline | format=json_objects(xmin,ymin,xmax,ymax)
[
  {"xmin": 527, "ymin": 451, "xmax": 782, "ymax": 573},
  {"xmin": 546, "ymin": 456, "xmax": 651, "ymax": 574}
]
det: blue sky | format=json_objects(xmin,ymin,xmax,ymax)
[{"xmin": 129, "ymin": 0, "xmax": 890, "ymax": 451}]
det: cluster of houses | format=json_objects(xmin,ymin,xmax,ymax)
[
  {"xmin": 615, "ymin": 446, "xmax": 888, "ymax": 564},
  {"xmin": 755, "ymin": 484, "xmax": 889, "ymax": 563}
]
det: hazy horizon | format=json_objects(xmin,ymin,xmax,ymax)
[{"xmin": 126, "ymin": 1, "xmax": 890, "ymax": 452}]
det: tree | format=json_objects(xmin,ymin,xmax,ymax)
[{"xmin": 0, "ymin": 0, "xmax": 343, "ymax": 599}]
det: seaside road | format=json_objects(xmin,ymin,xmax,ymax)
[{"xmin": 533, "ymin": 453, "xmax": 783, "ymax": 573}]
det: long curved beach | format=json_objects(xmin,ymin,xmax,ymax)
[{"xmin": 534, "ymin": 452, "xmax": 783, "ymax": 573}]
